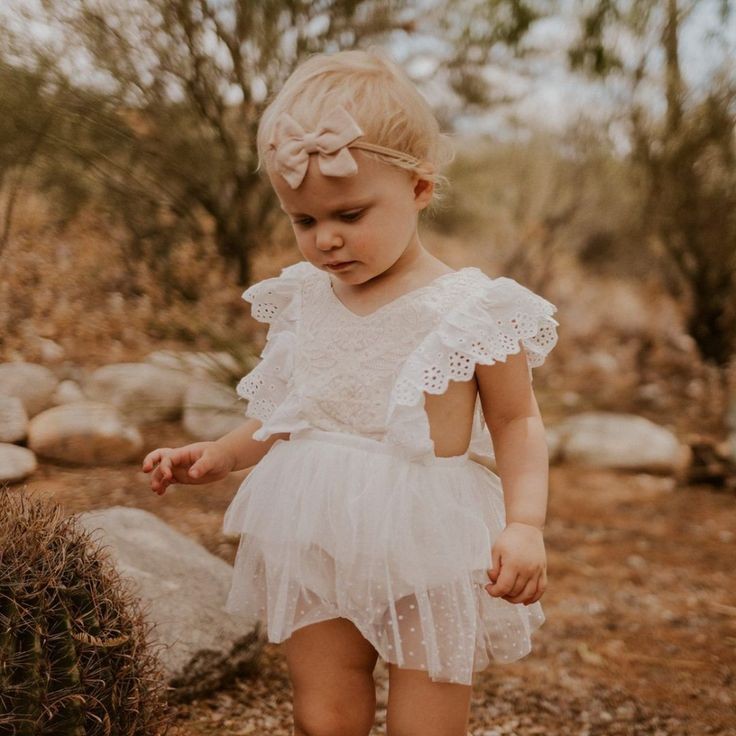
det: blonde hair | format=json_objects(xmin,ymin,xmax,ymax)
[{"xmin": 256, "ymin": 46, "xmax": 456, "ymax": 211}]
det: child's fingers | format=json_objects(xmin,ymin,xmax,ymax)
[
  {"xmin": 160, "ymin": 452, "xmax": 190, "ymax": 478},
  {"xmin": 188, "ymin": 455, "xmax": 209, "ymax": 478},
  {"xmin": 487, "ymin": 569, "xmax": 519, "ymax": 598},
  {"xmin": 524, "ymin": 576, "xmax": 543, "ymax": 605},
  {"xmin": 167, "ymin": 448, "xmax": 190, "ymax": 466},
  {"xmin": 142, "ymin": 449, "xmax": 165, "ymax": 471},
  {"xmin": 507, "ymin": 576, "xmax": 537, "ymax": 604},
  {"xmin": 506, "ymin": 571, "xmax": 529, "ymax": 599},
  {"xmin": 487, "ymin": 546, "xmax": 502, "ymax": 581},
  {"xmin": 531, "ymin": 570, "xmax": 548, "ymax": 603},
  {"xmin": 153, "ymin": 466, "xmax": 174, "ymax": 494},
  {"xmin": 149, "ymin": 455, "xmax": 175, "ymax": 493},
  {"xmin": 154, "ymin": 455, "xmax": 172, "ymax": 479},
  {"xmin": 142, "ymin": 447, "xmax": 178, "ymax": 472}
]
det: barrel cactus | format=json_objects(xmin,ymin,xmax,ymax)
[{"xmin": 0, "ymin": 488, "xmax": 174, "ymax": 735}]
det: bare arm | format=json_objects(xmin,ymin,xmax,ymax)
[
  {"xmin": 475, "ymin": 348, "xmax": 549, "ymax": 531},
  {"xmin": 213, "ymin": 417, "xmax": 291, "ymax": 472},
  {"xmin": 475, "ymin": 345, "xmax": 550, "ymax": 606}
]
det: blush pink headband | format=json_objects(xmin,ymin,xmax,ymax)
[{"xmin": 267, "ymin": 104, "xmax": 425, "ymax": 189}]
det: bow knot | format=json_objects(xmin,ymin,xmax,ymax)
[
  {"xmin": 300, "ymin": 131, "xmax": 321, "ymax": 153},
  {"xmin": 268, "ymin": 105, "xmax": 365, "ymax": 189}
]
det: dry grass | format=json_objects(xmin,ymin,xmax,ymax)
[{"xmin": 5, "ymin": 186, "xmax": 731, "ymax": 435}]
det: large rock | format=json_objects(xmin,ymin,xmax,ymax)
[
  {"xmin": 145, "ymin": 350, "xmax": 240, "ymax": 382},
  {"xmin": 182, "ymin": 379, "xmax": 245, "ymax": 441},
  {"xmin": 27, "ymin": 401, "xmax": 143, "ymax": 464},
  {"xmin": 37, "ymin": 337, "xmax": 65, "ymax": 363},
  {"xmin": 0, "ymin": 395, "xmax": 28, "ymax": 443},
  {"xmin": 556, "ymin": 411, "xmax": 689, "ymax": 475},
  {"xmin": 0, "ymin": 443, "xmax": 37, "ymax": 483},
  {"xmin": 0, "ymin": 361, "xmax": 59, "ymax": 417},
  {"xmin": 84, "ymin": 363, "xmax": 191, "ymax": 423},
  {"xmin": 76, "ymin": 507, "xmax": 262, "ymax": 682},
  {"xmin": 51, "ymin": 379, "xmax": 86, "ymax": 406}
]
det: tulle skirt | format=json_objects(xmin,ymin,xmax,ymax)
[{"xmin": 222, "ymin": 427, "xmax": 545, "ymax": 685}]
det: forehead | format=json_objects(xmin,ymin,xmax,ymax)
[{"xmin": 270, "ymin": 148, "xmax": 408, "ymax": 213}]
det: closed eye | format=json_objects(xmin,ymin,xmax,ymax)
[{"xmin": 293, "ymin": 210, "xmax": 364, "ymax": 227}]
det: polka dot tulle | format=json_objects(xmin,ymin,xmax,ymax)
[{"xmin": 223, "ymin": 430, "xmax": 545, "ymax": 685}]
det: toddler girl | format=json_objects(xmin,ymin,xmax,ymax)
[{"xmin": 143, "ymin": 47, "xmax": 559, "ymax": 736}]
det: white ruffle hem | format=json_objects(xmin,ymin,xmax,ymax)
[{"xmin": 222, "ymin": 427, "xmax": 545, "ymax": 685}]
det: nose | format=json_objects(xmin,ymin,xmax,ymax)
[{"xmin": 314, "ymin": 224, "xmax": 344, "ymax": 251}]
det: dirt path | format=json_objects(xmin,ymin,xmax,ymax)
[{"xmin": 17, "ymin": 420, "xmax": 736, "ymax": 735}]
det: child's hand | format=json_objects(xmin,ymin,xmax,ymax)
[
  {"xmin": 485, "ymin": 522, "xmax": 547, "ymax": 606},
  {"xmin": 142, "ymin": 442, "xmax": 235, "ymax": 495}
]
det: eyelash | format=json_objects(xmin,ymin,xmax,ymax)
[{"xmin": 294, "ymin": 211, "xmax": 364, "ymax": 227}]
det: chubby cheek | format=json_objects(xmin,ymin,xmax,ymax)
[
  {"xmin": 347, "ymin": 219, "xmax": 393, "ymax": 262},
  {"xmin": 291, "ymin": 230, "xmax": 320, "ymax": 263}
]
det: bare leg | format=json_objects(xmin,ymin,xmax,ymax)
[
  {"xmin": 385, "ymin": 663, "xmax": 473, "ymax": 736},
  {"xmin": 283, "ymin": 608, "xmax": 380, "ymax": 736}
]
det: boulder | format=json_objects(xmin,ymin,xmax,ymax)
[
  {"xmin": 76, "ymin": 506, "xmax": 262, "ymax": 682},
  {"xmin": 37, "ymin": 337, "xmax": 65, "ymax": 363},
  {"xmin": 84, "ymin": 363, "xmax": 191, "ymax": 423},
  {"xmin": 52, "ymin": 379, "xmax": 86, "ymax": 405},
  {"xmin": 0, "ymin": 395, "xmax": 28, "ymax": 443},
  {"xmin": 0, "ymin": 443, "xmax": 37, "ymax": 483},
  {"xmin": 27, "ymin": 401, "xmax": 143, "ymax": 464},
  {"xmin": 145, "ymin": 349, "xmax": 240, "ymax": 383},
  {"xmin": 556, "ymin": 411, "xmax": 689, "ymax": 475},
  {"xmin": 0, "ymin": 361, "xmax": 59, "ymax": 417},
  {"xmin": 182, "ymin": 379, "xmax": 245, "ymax": 441}
]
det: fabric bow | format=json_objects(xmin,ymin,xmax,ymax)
[{"xmin": 268, "ymin": 105, "xmax": 365, "ymax": 189}]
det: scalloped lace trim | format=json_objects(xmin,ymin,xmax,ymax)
[
  {"xmin": 236, "ymin": 262, "xmax": 314, "ymax": 429},
  {"xmin": 385, "ymin": 275, "xmax": 559, "ymax": 460},
  {"xmin": 392, "ymin": 277, "xmax": 559, "ymax": 407}
]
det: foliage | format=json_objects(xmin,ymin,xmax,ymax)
[
  {"xmin": 0, "ymin": 0, "xmax": 550, "ymax": 287},
  {"xmin": 568, "ymin": 0, "xmax": 736, "ymax": 369},
  {"xmin": 432, "ymin": 122, "xmax": 650, "ymax": 290}
]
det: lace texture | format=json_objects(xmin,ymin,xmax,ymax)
[
  {"xmin": 236, "ymin": 261, "xmax": 559, "ymax": 460},
  {"xmin": 236, "ymin": 261, "xmax": 314, "ymax": 440},
  {"xmin": 385, "ymin": 272, "xmax": 559, "ymax": 460}
]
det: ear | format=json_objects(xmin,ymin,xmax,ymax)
[{"xmin": 412, "ymin": 175, "xmax": 434, "ymax": 211}]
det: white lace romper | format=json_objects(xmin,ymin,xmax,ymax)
[{"xmin": 222, "ymin": 260, "xmax": 559, "ymax": 685}]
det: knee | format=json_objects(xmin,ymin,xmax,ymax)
[
  {"xmin": 294, "ymin": 691, "xmax": 376, "ymax": 736},
  {"xmin": 294, "ymin": 706, "xmax": 374, "ymax": 736}
]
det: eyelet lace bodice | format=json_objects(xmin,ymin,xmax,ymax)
[{"xmin": 236, "ymin": 260, "xmax": 559, "ymax": 462}]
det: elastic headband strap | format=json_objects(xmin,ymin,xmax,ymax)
[{"xmin": 267, "ymin": 104, "xmax": 429, "ymax": 188}]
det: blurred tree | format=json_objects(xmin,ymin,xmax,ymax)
[
  {"xmin": 0, "ymin": 64, "xmax": 55, "ymax": 252},
  {"xmin": 568, "ymin": 0, "xmax": 736, "ymax": 375},
  {"xmin": 0, "ymin": 0, "xmax": 550, "ymax": 290}
]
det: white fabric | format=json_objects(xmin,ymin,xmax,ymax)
[
  {"xmin": 236, "ymin": 260, "xmax": 559, "ymax": 462},
  {"xmin": 226, "ymin": 260, "xmax": 559, "ymax": 684},
  {"xmin": 223, "ymin": 429, "xmax": 544, "ymax": 685}
]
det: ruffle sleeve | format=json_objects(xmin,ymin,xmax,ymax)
[
  {"xmin": 236, "ymin": 261, "xmax": 314, "ymax": 441},
  {"xmin": 385, "ymin": 274, "xmax": 559, "ymax": 462}
]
